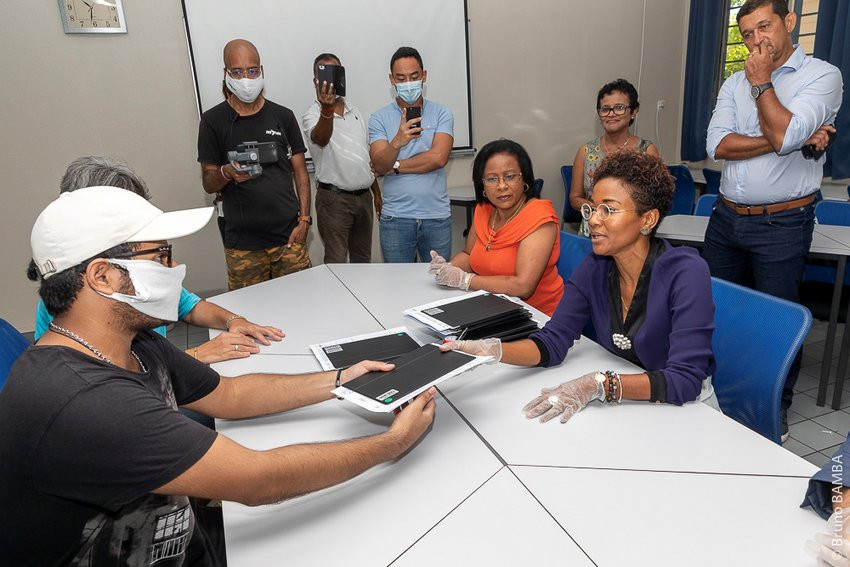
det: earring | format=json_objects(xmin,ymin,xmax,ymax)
[
  {"xmin": 523, "ymin": 183, "xmax": 529, "ymax": 193},
  {"xmin": 640, "ymin": 227, "xmax": 651, "ymax": 236}
]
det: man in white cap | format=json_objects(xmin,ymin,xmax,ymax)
[{"xmin": 0, "ymin": 186, "xmax": 436, "ymax": 565}]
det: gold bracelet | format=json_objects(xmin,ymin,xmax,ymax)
[{"xmin": 224, "ymin": 314, "xmax": 246, "ymax": 330}]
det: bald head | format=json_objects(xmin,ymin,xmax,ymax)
[{"xmin": 223, "ymin": 39, "xmax": 260, "ymax": 67}]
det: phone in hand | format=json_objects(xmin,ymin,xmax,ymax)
[
  {"xmin": 406, "ymin": 106, "xmax": 422, "ymax": 132},
  {"xmin": 801, "ymin": 128, "xmax": 837, "ymax": 160},
  {"xmin": 316, "ymin": 64, "xmax": 346, "ymax": 97}
]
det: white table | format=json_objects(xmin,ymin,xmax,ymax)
[
  {"xmin": 210, "ymin": 264, "xmax": 825, "ymax": 566},
  {"xmin": 657, "ymin": 214, "xmax": 850, "ymax": 409},
  {"xmin": 514, "ymin": 465, "xmax": 823, "ymax": 567},
  {"xmin": 206, "ymin": 264, "xmax": 383, "ymax": 355}
]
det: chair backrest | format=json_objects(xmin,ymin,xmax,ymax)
[
  {"xmin": 710, "ymin": 278, "xmax": 812, "ymax": 443},
  {"xmin": 0, "ymin": 319, "xmax": 30, "ymax": 391},
  {"xmin": 693, "ymin": 194, "xmax": 718, "ymax": 217},
  {"xmin": 702, "ymin": 168, "xmax": 721, "ymax": 195},
  {"xmin": 667, "ymin": 165, "xmax": 697, "ymax": 215},
  {"xmin": 556, "ymin": 230, "xmax": 593, "ymax": 283},
  {"xmin": 559, "ymin": 165, "xmax": 583, "ymax": 225},
  {"xmin": 534, "ymin": 177, "xmax": 544, "ymax": 198},
  {"xmin": 816, "ymin": 200, "xmax": 850, "ymax": 226}
]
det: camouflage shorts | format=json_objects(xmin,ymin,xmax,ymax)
[{"xmin": 224, "ymin": 242, "xmax": 312, "ymax": 290}]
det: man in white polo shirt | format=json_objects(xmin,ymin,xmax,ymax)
[{"xmin": 303, "ymin": 53, "xmax": 381, "ymax": 263}]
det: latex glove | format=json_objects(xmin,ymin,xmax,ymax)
[
  {"xmin": 522, "ymin": 372, "xmax": 601, "ymax": 424},
  {"xmin": 434, "ymin": 263, "xmax": 474, "ymax": 290},
  {"xmin": 439, "ymin": 338, "xmax": 502, "ymax": 363},
  {"xmin": 807, "ymin": 508, "xmax": 850, "ymax": 566},
  {"xmin": 427, "ymin": 250, "xmax": 448, "ymax": 275}
]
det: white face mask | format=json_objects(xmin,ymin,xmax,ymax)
[
  {"xmin": 98, "ymin": 259, "xmax": 186, "ymax": 323},
  {"xmin": 225, "ymin": 74, "xmax": 265, "ymax": 103}
]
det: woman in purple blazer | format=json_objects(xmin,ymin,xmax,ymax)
[{"xmin": 442, "ymin": 151, "xmax": 717, "ymax": 424}]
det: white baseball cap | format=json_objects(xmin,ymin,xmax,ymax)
[{"xmin": 31, "ymin": 186, "xmax": 215, "ymax": 278}]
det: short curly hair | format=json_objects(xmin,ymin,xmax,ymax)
[
  {"xmin": 592, "ymin": 151, "xmax": 674, "ymax": 234},
  {"xmin": 597, "ymin": 78, "xmax": 640, "ymax": 126}
]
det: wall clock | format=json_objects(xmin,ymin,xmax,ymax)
[{"xmin": 58, "ymin": 0, "xmax": 127, "ymax": 34}]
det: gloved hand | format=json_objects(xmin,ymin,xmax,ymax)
[
  {"xmin": 427, "ymin": 250, "xmax": 447, "ymax": 275},
  {"xmin": 439, "ymin": 338, "xmax": 502, "ymax": 363},
  {"xmin": 807, "ymin": 508, "xmax": 850, "ymax": 566},
  {"xmin": 521, "ymin": 372, "xmax": 601, "ymax": 424},
  {"xmin": 434, "ymin": 263, "xmax": 474, "ymax": 290}
]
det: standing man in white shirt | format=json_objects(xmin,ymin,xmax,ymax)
[{"xmin": 302, "ymin": 53, "xmax": 381, "ymax": 263}]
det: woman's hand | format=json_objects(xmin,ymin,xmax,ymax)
[
  {"xmin": 439, "ymin": 338, "xmax": 502, "ymax": 363},
  {"xmin": 521, "ymin": 372, "xmax": 601, "ymax": 424},
  {"xmin": 807, "ymin": 507, "xmax": 850, "ymax": 566},
  {"xmin": 427, "ymin": 250, "xmax": 448, "ymax": 274},
  {"xmin": 434, "ymin": 264, "xmax": 474, "ymax": 290}
]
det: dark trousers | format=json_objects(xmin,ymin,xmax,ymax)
[
  {"xmin": 703, "ymin": 200, "xmax": 816, "ymax": 411},
  {"xmin": 316, "ymin": 187, "xmax": 374, "ymax": 263}
]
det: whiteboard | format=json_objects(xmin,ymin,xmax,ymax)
[{"xmin": 182, "ymin": 0, "xmax": 473, "ymax": 150}]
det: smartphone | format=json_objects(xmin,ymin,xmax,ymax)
[
  {"xmin": 316, "ymin": 64, "xmax": 346, "ymax": 97},
  {"xmin": 406, "ymin": 106, "xmax": 422, "ymax": 130}
]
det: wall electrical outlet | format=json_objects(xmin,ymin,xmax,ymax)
[{"xmin": 656, "ymin": 100, "xmax": 666, "ymax": 111}]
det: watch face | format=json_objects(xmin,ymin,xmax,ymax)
[{"xmin": 750, "ymin": 85, "xmax": 761, "ymax": 99}]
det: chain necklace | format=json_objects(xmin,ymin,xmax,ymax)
[
  {"xmin": 485, "ymin": 200, "xmax": 526, "ymax": 251},
  {"xmin": 48, "ymin": 322, "xmax": 147, "ymax": 373},
  {"xmin": 601, "ymin": 134, "xmax": 632, "ymax": 154}
]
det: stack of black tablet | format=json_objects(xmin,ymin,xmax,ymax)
[{"xmin": 418, "ymin": 293, "xmax": 539, "ymax": 342}]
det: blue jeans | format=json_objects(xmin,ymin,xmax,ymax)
[
  {"xmin": 703, "ymin": 200, "xmax": 815, "ymax": 411},
  {"xmin": 379, "ymin": 215, "xmax": 452, "ymax": 263}
]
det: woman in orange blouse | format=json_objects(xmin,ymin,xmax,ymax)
[{"xmin": 428, "ymin": 139, "xmax": 563, "ymax": 315}]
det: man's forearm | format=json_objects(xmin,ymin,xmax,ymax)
[
  {"xmin": 371, "ymin": 142, "xmax": 402, "ymax": 174},
  {"xmin": 756, "ymin": 90, "xmax": 793, "ymax": 152},
  {"xmin": 294, "ymin": 170, "xmax": 311, "ymax": 214},
  {"xmin": 398, "ymin": 149, "xmax": 449, "ymax": 174},
  {"xmin": 714, "ymin": 133, "xmax": 775, "ymax": 161},
  {"xmin": 202, "ymin": 167, "xmax": 228, "ymax": 194},
  {"xmin": 310, "ymin": 115, "xmax": 333, "ymax": 147}
]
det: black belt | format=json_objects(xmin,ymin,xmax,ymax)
[{"xmin": 317, "ymin": 181, "xmax": 370, "ymax": 196}]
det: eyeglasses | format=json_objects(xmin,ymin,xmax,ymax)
[
  {"xmin": 226, "ymin": 66, "xmax": 262, "ymax": 79},
  {"xmin": 112, "ymin": 244, "xmax": 173, "ymax": 267},
  {"xmin": 482, "ymin": 173, "xmax": 523, "ymax": 187},
  {"xmin": 597, "ymin": 104, "xmax": 631, "ymax": 117},
  {"xmin": 581, "ymin": 203, "xmax": 637, "ymax": 221}
]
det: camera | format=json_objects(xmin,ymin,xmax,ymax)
[{"xmin": 227, "ymin": 141, "xmax": 279, "ymax": 178}]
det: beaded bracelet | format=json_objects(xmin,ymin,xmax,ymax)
[
  {"xmin": 224, "ymin": 314, "xmax": 246, "ymax": 330},
  {"xmin": 604, "ymin": 370, "xmax": 622, "ymax": 404},
  {"xmin": 320, "ymin": 107, "xmax": 334, "ymax": 118}
]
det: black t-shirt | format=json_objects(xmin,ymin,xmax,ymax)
[
  {"xmin": 0, "ymin": 331, "xmax": 220, "ymax": 566},
  {"xmin": 197, "ymin": 99, "xmax": 308, "ymax": 250}
]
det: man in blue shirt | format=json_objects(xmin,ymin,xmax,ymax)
[
  {"xmin": 704, "ymin": 0, "xmax": 842, "ymax": 443},
  {"xmin": 369, "ymin": 46, "xmax": 454, "ymax": 262}
]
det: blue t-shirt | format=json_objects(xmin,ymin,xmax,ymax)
[
  {"xmin": 34, "ymin": 288, "xmax": 202, "ymax": 340},
  {"xmin": 368, "ymin": 99, "xmax": 453, "ymax": 219}
]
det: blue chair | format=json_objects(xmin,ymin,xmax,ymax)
[
  {"xmin": 556, "ymin": 230, "xmax": 593, "ymax": 283},
  {"xmin": 710, "ymin": 278, "xmax": 812, "ymax": 444},
  {"xmin": 803, "ymin": 200, "xmax": 850, "ymax": 287},
  {"xmin": 667, "ymin": 165, "xmax": 697, "ymax": 215},
  {"xmin": 560, "ymin": 165, "xmax": 583, "ymax": 227},
  {"xmin": 0, "ymin": 319, "xmax": 30, "ymax": 391},
  {"xmin": 702, "ymin": 168, "xmax": 721, "ymax": 195},
  {"xmin": 534, "ymin": 178, "xmax": 544, "ymax": 198},
  {"xmin": 693, "ymin": 194, "xmax": 718, "ymax": 217}
]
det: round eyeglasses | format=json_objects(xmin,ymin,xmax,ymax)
[
  {"xmin": 597, "ymin": 104, "xmax": 631, "ymax": 117},
  {"xmin": 580, "ymin": 203, "xmax": 637, "ymax": 221}
]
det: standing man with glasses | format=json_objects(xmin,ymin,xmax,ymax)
[
  {"xmin": 302, "ymin": 53, "xmax": 381, "ymax": 263},
  {"xmin": 198, "ymin": 39, "xmax": 312, "ymax": 290},
  {"xmin": 704, "ymin": 0, "xmax": 842, "ymax": 443},
  {"xmin": 369, "ymin": 46, "xmax": 454, "ymax": 262}
]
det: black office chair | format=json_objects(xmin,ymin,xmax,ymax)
[{"xmin": 560, "ymin": 165, "xmax": 583, "ymax": 227}]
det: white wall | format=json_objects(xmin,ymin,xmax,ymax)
[{"xmin": 0, "ymin": 0, "xmax": 689, "ymax": 331}]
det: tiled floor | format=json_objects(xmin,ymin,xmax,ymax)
[{"xmin": 785, "ymin": 319, "xmax": 849, "ymax": 468}]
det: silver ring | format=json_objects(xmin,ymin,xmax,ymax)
[{"xmin": 234, "ymin": 345, "xmax": 239, "ymax": 351}]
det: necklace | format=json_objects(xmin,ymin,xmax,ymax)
[
  {"xmin": 601, "ymin": 134, "xmax": 631, "ymax": 154},
  {"xmin": 485, "ymin": 201, "xmax": 526, "ymax": 251},
  {"xmin": 48, "ymin": 322, "xmax": 147, "ymax": 373}
]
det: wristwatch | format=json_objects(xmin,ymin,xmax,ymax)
[
  {"xmin": 392, "ymin": 160, "xmax": 401, "ymax": 175},
  {"xmin": 750, "ymin": 81, "xmax": 773, "ymax": 100},
  {"xmin": 298, "ymin": 214, "xmax": 313, "ymax": 225},
  {"xmin": 593, "ymin": 372, "xmax": 606, "ymax": 402}
]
